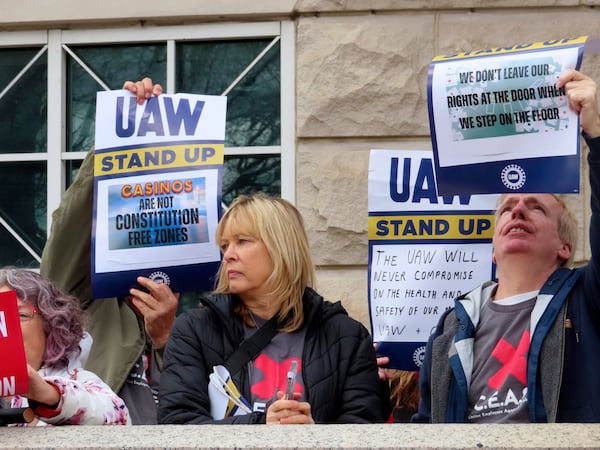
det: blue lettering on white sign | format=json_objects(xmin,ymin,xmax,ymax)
[
  {"xmin": 389, "ymin": 157, "xmax": 472, "ymax": 205},
  {"xmin": 115, "ymin": 96, "xmax": 206, "ymax": 138}
]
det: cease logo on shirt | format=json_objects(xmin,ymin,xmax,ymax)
[
  {"xmin": 251, "ymin": 355, "xmax": 303, "ymax": 399},
  {"xmin": 488, "ymin": 330, "xmax": 529, "ymax": 389}
]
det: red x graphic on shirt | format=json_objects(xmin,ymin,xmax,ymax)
[
  {"xmin": 488, "ymin": 330, "xmax": 530, "ymax": 390},
  {"xmin": 251, "ymin": 354, "xmax": 302, "ymax": 399}
]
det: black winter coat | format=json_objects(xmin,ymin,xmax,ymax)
[{"xmin": 158, "ymin": 287, "xmax": 389, "ymax": 424}]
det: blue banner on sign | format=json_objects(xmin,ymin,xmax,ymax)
[{"xmin": 433, "ymin": 152, "xmax": 580, "ymax": 195}]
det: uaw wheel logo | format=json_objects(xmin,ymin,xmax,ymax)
[
  {"xmin": 501, "ymin": 164, "xmax": 526, "ymax": 190},
  {"xmin": 413, "ymin": 346, "xmax": 426, "ymax": 367},
  {"xmin": 148, "ymin": 271, "xmax": 171, "ymax": 286}
]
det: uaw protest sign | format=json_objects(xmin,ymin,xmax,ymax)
[
  {"xmin": 92, "ymin": 91, "xmax": 226, "ymax": 298},
  {"xmin": 368, "ymin": 150, "xmax": 498, "ymax": 371},
  {"xmin": 428, "ymin": 36, "xmax": 590, "ymax": 194}
]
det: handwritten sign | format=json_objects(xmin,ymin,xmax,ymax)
[
  {"xmin": 428, "ymin": 37, "xmax": 588, "ymax": 194},
  {"xmin": 92, "ymin": 91, "xmax": 226, "ymax": 297},
  {"xmin": 0, "ymin": 291, "xmax": 28, "ymax": 397},
  {"xmin": 368, "ymin": 150, "xmax": 497, "ymax": 371}
]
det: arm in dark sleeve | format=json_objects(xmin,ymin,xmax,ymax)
[
  {"xmin": 582, "ymin": 135, "xmax": 600, "ymax": 312},
  {"xmin": 335, "ymin": 322, "xmax": 390, "ymax": 424}
]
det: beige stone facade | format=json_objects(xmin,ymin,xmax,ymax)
[
  {"xmin": 3, "ymin": 1, "xmax": 599, "ymax": 327},
  {"xmin": 293, "ymin": 2, "xmax": 600, "ymax": 326}
]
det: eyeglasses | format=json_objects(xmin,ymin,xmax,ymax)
[{"xmin": 18, "ymin": 305, "xmax": 36, "ymax": 322}]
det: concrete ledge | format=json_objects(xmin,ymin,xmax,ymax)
[{"xmin": 2, "ymin": 423, "xmax": 600, "ymax": 449}]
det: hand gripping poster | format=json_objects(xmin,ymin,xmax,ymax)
[
  {"xmin": 92, "ymin": 91, "xmax": 226, "ymax": 298},
  {"xmin": 368, "ymin": 150, "xmax": 498, "ymax": 371},
  {"xmin": 428, "ymin": 36, "xmax": 590, "ymax": 195}
]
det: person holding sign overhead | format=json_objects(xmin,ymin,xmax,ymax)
[
  {"xmin": 413, "ymin": 69, "xmax": 600, "ymax": 423},
  {"xmin": 0, "ymin": 269, "xmax": 129, "ymax": 426},
  {"xmin": 156, "ymin": 193, "xmax": 390, "ymax": 424},
  {"xmin": 40, "ymin": 78, "xmax": 179, "ymax": 425}
]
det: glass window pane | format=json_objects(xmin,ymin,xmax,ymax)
[
  {"xmin": 66, "ymin": 159, "xmax": 83, "ymax": 188},
  {"xmin": 0, "ymin": 162, "xmax": 46, "ymax": 267},
  {"xmin": 222, "ymin": 155, "xmax": 280, "ymax": 205},
  {"xmin": 0, "ymin": 48, "xmax": 47, "ymax": 153},
  {"xmin": 177, "ymin": 40, "xmax": 280, "ymax": 147},
  {"xmin": 67, "ymin": 44, "xmax": 167, "ymax": 152}
]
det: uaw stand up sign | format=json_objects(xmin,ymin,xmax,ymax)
[
  {"xmin": 368, "ymin": 150, "xmax": 498, "ymax": 371},
  {"xmin": 92, "ymin": 91, "xmax": 227, "ymax": 298}
]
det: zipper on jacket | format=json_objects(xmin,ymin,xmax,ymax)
[
  {"xmin": 564, "ymin": 318, "xmax": 579, "ymax": 342},
  {"xmin": 575, "ymin": 296, "xmax": 582, "ymax": 343},
  {"xmin": 553, "ymin": 304, "xmax": 569, "ymax": 422}
]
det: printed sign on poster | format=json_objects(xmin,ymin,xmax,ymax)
[{"xmin": 428, "ymin": 37, "xmax": 590, "ymax": 194}]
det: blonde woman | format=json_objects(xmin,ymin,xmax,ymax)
[{"xmin": 140, "ymin": 194, "xmax": 389, "ymax": 424}]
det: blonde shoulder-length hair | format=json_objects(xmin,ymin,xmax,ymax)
[{"xmin": 213, "ymin": 194, "xmax": 316, "ymax": 332}]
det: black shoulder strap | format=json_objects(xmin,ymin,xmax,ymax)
[{"xmin": 224, "ymin": 315, "xmax": 279, "ymax": 376}]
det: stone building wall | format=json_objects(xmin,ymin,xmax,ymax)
[{"xmin": 294, "ymin": 1, "xmax": 600, "ymax": 327}]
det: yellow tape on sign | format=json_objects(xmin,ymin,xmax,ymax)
[
  {"xmin": 94, "ymin": 144, "xmax": 224, "ymax": 176},
  {"xmin": 432, "ymin": 36, "xmax": 588, "ymax": 61},
  {"xmin": 368, "ymin": 214, "xmax": 495, "ymax": 240}
]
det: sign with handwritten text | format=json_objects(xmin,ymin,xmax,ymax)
[
  {"xmin": 428, "ymin": 36, "xmax": 588, "ymax": 194},
  {"xmin": 92, "ymin": 91, "xmax": 226, "ymax": 297},
  {"xmin": 368, "ymin": 150, "xmax": 498, "ymax": 371}
]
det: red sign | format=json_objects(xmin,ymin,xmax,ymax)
[{"xmin": 0, "ymin": 290, "xmax": 29, "ymax": 397}]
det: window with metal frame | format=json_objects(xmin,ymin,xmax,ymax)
[{"xmin": 0, "ymin": 22, "xmax": 295, "ymax": 269}]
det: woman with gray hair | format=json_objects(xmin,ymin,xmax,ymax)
[{"xmin": 0, "ymin": 268, "xmax": 130, "ymax": 426}]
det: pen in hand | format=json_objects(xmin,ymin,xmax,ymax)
[{"xmin": 284, "ymin": 360, "xmax": 298, "ymax": 400}]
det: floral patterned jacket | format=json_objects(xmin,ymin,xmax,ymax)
[{"xmin": 10, "ymin": 334, "xmax": 130, "ymax": 426}]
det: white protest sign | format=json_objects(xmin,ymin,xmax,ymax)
[
  {"xmin": 92, "ymin": 90, "xmax": 226, "ymax": 297},
  {"xmin": 428, "ymin": 37, "xmax": 588, "ymax": 194},
  {"xmin": 368, "ymin": 149, "xmax": 498, "ymax": 370}
]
